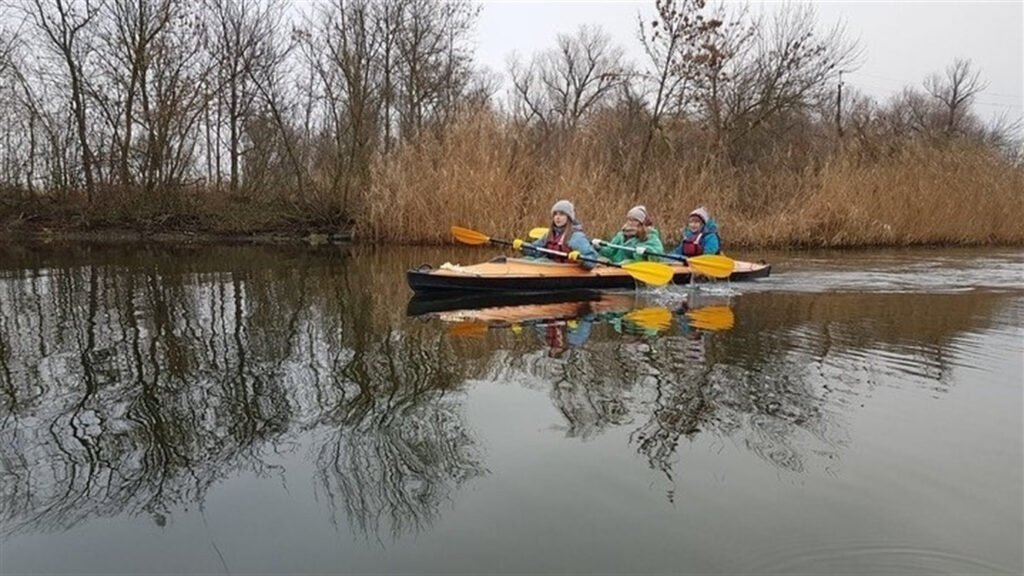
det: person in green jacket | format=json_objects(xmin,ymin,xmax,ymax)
[{"xmin": 592, "ymin": 205, "xmax": 664, "ymax": 264}]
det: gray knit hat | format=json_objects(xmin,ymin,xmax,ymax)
[
  {"xmin": 626, "ymin": 205, "xmax": 651, "ymax": 225},
  {"xmin": 551, "ymin": 199, "xmax": 577, "ymax": 223}
]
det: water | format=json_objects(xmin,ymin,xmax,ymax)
[{"xmin": 1, "ymin": 243, "xmax": 1021, "ymax": 575}]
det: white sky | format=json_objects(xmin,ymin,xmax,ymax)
[{"xmin": 472, "ymin": 0, "xmax": 1024, "ymax": 125}]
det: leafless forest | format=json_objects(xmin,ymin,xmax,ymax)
[{"xmin": 0, "ymin": 0, "xmax": 1020, "ymax": 246}]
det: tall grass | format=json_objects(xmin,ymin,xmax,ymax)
[{"xmin": 358, "ymin": 110, "xmax": 1024, "ymax": 248}]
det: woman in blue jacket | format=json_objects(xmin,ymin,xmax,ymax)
[{"xmin": 528, "ymin": 200, "xmax": 599, "ymax": 269}]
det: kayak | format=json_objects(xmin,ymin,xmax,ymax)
[
  {"xmin": 407, "ymin": 290, "xmax": 735, "ymax": 335},
  {"xmin": 406, "ymin": 256, "xmax": 770, "ymax": 294},
  {"xmin": 434, "ymin": 293, "xmax": 637, "ymax": 325}
]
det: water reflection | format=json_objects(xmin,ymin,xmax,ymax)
[
  {"xmin": 0, "ymin": 244, "xmax": 1018, "ymax": 545},
  {"xmin": 0, "ymin": 246, "xmax": 485, "ymax": 541}
]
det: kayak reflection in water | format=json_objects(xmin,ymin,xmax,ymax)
[
  {"xmin": 539, "ymin": 318, "xmax": 593, "ymax": 357},
  {"xmin": 673, "ymin": 299, "xmax": 737, "ymax": 362}
]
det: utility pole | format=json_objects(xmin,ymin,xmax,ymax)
[{"xmin": 836, "ymin": 70, "xmax": 844, "ymax": 139}]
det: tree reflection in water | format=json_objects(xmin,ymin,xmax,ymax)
[
  {"xmin": 0, "ymin": 244, "xmax": 1011, "ymax": 539},
  {"xmin": 0, "ymin": 246, "xmax": 485, "ymax": 542}
]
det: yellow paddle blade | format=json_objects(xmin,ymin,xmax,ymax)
[
  {"xmin": 624, "ymin": 307, "xmax": 674, "ymax": 332},
  {"xmin": 620, "ymin": 261, "xmax": 675, "ymax": 287},
  {"xmin": 450, "ymin": 226, "xmax": 491, "ymax": 245},
  {"xmin": 686, "ymin": 306, "xmax": 735, "ymax": 331},
  {"xmin": 447, "ymin": 320, "xmax": 490, "ymax": 337},
  {"xmin": 528, "ymin": 227, "xmax": 548, "ymax": 240},
  {"xmin": 688, "ymin": 254, "xmax": 735, "ymax": 279}
]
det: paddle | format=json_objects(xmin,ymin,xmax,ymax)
[
  {"xmin": 597, "ymin": 240, "xmax": 734, "ymax": 279},
  {"xmin": 528, "ymin": 227, "xmax": 734, "ymax": 279},
  {"xmin": 624, "ymin": 307, "xmax": 674, "ymax": 332},
  {"xmin": 685, "ymin": 305, "xmax": 735, "ymax": 331},
  {"xmin": 450, "ymin": 226, "xmax": 674, "ymax": 287},
  {"xmin": 447, "ymin": 320, "xmax": 490, "ymax": 337}
]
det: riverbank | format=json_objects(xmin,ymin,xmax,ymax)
[
  {"xmin": 3, "ymin": 138, "xmax": 1022, "ymax": 249},
  {"xmin": 3, "ymin": 214, "xmax": 1022, "ymax": 249},
  {"xmin": 0, "ymin": 195, "xmax": 352, "ymax": 246}
]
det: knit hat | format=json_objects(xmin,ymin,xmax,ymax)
[
  {"xmin": 626, "ymin": 205, "xmax": 652, "ymax": 225},
  {"xmin": 551, "ymin": 199, "xmax": 577, "ymax": 223},
  {"xmin": 688, "ymin": 206, "xmax": 710, "ymax": 224}
]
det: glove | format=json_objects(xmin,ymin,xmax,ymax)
[
  {"xmin": 512, "ymin": 238, "xmax": 524, "ymax": 250},
  {"xmin": 567, "ymin": 250, "xmax": 581, "ymax": 261},
  {"xmin": 635, "ymin": 247, "xmax": 647, "ymax": 257},
  {"xmin": 591, "ymin": 238, "xmax": 603, "ymax": 248}
]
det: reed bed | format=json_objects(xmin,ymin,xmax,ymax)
[{"xmin": 357, "ymin": 112, "xmax": 1024, "ymax": 248}]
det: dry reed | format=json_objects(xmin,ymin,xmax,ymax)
[{"xmin": 357, "ymin": 111, "xmax": 1024, "ymax": 249}]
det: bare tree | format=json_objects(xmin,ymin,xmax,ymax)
[
  {"xmin": 21, "ymin": 0, "xmax": 103, "ymax": 201},
  {"xmin": 509, "ymin": 25, "xmax": 625, "ymax": 131},
  {"xmin": 508, "ymin": 52, "xmax": 548, "ymax": 129},
  {"xmin": 392, "ymin": 0, "xmax": 477, "ymax": 139},
  {"xmin": 543, "ymin": 25, "xmax": 625, "ymax": 130},
  {"xmin": 304, "ymin": 0, "xmax": 383, "ymax": 210},
  {"xmin": 232, "ymin": 0, "xmax": 305, "ymax": 197},
  {"xmin": 0, "ymin": 24, "xmax": 15, "ymax": 76},
  {"xmin": 92, "ymin": 0, "xmax": 176, "ymax": 188},
  {"xmin": 925, "ymin": 58, "xmax": 988, "ymax": 136},
  {"xmin": 204, "ymin": 0, "xmax": 280, "ymax": 194},
  {"xmin": 690, "ymin": 3, "xmax": 860, "ymax": 162},
  {"xmin": 638, "ymin": 0, "xmax": 724, "ymax": 129}
]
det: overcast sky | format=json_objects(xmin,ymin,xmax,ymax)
[{"xmin": 472, "ymin": 0, "xmax": 1023, "ymax": 125}]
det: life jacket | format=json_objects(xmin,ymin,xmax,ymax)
[
  {"xmin": 544, "ymin": 228, "xmax": 570, "ymax": 262},
  {"xmin": 682, "ymin": 233, "xmax": 704, "ymax": 257},
  {"xmin": 546, "ymin": 324, "xmax": 565, "ymax": 348}
]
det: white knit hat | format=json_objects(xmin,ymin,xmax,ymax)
[
  {"xmin": 689, "ymin": 206, "xmax": 710, "ymax": 224},
  {"xmin": 551, "ymin": 199, "xmax": 577, "ymax": 223}
]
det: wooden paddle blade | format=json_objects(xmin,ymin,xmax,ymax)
[
  {"xmin": 686, "ymin": 306, "xmax": 735, "ymax": 331},
  {"xmin": 620, "ymin": 261, "xmax": 675, "ymax": 287},
  {"xmin": 528, "ymin": 227, "xmax": 548, "ymax": 240},
  {"xmin": 687, "ymin": 254, "xmax": 735, "ymax": 279},
  {"xmin": 450, "ymin": 226, "xmax": 491, "ymax": 245},
  {"xmin": 624, "ymin": 307, "xmax": 674, "ymax": 332}
]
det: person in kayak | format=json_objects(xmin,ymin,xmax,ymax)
[
  {"xmin": 591, "ymin": 205, "xmax": 664, "ymax": 263},
  {"xmin": 669, "ymin": 206, "xmax": 721, "ymax": 259},
  {"xmin": 523, "ymin": 200, "xmax": 599, "ymax": 269}
]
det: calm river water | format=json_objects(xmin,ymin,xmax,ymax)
[{"xmin": 1, "ymin": 243, "xmax": 1021, "ymax": 574}]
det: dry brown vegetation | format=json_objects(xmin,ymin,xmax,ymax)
[
  {"xmin": 360, "ymin": 110, "xmax": 1024, "ymax": 248},
  {"xmin": 0, "ymin": 0, "xmax": 1020, "ymax": 248}
]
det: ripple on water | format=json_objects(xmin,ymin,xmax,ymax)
[
  {"xmin": 748, "ymin": 543, "xmax": 1014, "ymax": 575},
  {"xmin": 748, "ymin": 250, "xmax": 1024, "ymax": 294}
]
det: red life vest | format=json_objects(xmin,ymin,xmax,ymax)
[
  {"xmin": 682, "ymin": 233, "xmax": 704, "ymax": 256},
  {"xmin": 546, "ymin": 324, "xmax": 565, "ymax": 348},
  {"xmin": 544, "ymin": 229, "xmax": 569, "ymax": 262}
]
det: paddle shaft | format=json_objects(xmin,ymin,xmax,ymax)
[
  {"xmin": 501, "ymin": 238, "xmax": 624, "ymax": 269},
  {"xmin": 598, "ymin": 240, "xmax": 687, "ymax": 263}
]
